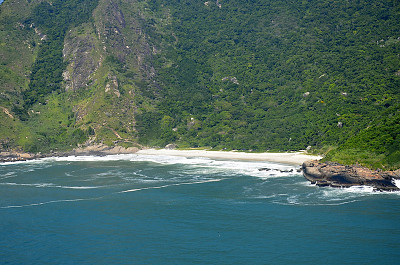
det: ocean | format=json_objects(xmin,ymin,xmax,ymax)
[{"xmin": 1, "ymin": 154, "xmax": 399, "ymax": 264}]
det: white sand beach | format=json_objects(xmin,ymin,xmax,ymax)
[{"xmin": 136, "ymin": 149, "xmax": 322, "ymax": 165}]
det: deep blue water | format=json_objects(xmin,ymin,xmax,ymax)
[{"xmin": 1, "ymin": 154, "xmax": 399, "ymax": 264}]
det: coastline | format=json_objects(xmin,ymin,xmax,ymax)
[
  {"xmin": 137, "ymin": 149, "xmax": 323, "ymax": 165},
  {"xmin": 3, "ymin": 146, "xmax": 398, "ymax": 191},
  {"xmin": 1, "ymin": 145, "xmax": 322, "ymax": 165}
]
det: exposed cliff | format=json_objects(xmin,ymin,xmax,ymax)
[{"xmin": 63, "ymin": 25, "xmax": 101, "ymax": 92}]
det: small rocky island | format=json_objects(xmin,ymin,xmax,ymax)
[{"xmin": 302, "ymin": 160, "xmax": 400, "ymax": 192}]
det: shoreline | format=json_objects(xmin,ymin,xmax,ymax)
[
  {"xmin": 1, "ymin": 146, "xmax": 322, "ymax": 165},
  {"xmin": 137, "ymin": 149, "xmax": 323, "ymax": 165}
]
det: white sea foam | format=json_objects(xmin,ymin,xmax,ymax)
[
  {"xmin": 277, "ymin": 181, "xmax": 400, "ymax": 206},
  {"xmin": 302, "ymin": 185, "xmax": 383, "ymax": 205},
  {"xmin": 44, "ymin": 154, "xmax": 300, "ymax": 180},
  {"xmin": 393, "ymin": 178, "xmax": 400, "ymax": 189},
  {"xmin": 3, "ymin": 154, "xmax": 300, "ymax": 180},
  {"xmin": 346, "ymin": 185, "xmax": 375, "ymax": 193},
  {"xmin": 273, "ymin": 199, "xmax": 361, "ymax": 206},
  {"xmin": 286, "ymin": 195, "xmax": 299, "ymax": 205},
  {"xmin": 0, "ymin": 158, "xmax": 51, "ymax": 166},
  {"xmin": 155, "ymin": 156, "xmax": 300, "ymax": 179},
  {"xmin": 321, "ymin": 185, "xmax": 376, "ymax": 197}
]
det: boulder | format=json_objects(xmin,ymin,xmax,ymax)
[{"xmin": 165, "ymin": 143, "xmax": 177, "ymax": 150}]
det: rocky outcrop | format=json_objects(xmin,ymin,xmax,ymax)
[
  {"xmin": 71, "ymin": 144, "xmax": 139, "ymax": 155},
  {"xmin": 165, "ymin": 143, "xmax": 177, "ymax": 150},
  {"xmin": 63, "ymin": 26, "xmax": 100, "ymax": 92},
  {"xmin": 94, "ymin": 0, "xmax": 155, "ymax": 80},
  {"xmin": 105, "ymin": 74, "xmax": 120, "ymax": 97},
  {"xmin": 0, "ymin": 145, "xmax": 140, "ymax": 163},
  {"xmin": 0, "ymin": 151, "xmax": 47, "ymax": 163},
  {"xmin": 302, "ymin": 160, "xmax": 400, "ymax": 192},
  {"xmin": 221, "ymin": 76, "xmax": 239, "ymax": 85}
]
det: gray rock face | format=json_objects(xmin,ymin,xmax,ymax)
[
  {"xmin": 302, "ymin": 160, "xmax": 400, "ymax": 192},
  {"xmin": 63, "ymin": 30, "xmax": 99, "ymax": 92}
]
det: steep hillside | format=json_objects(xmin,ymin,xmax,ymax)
[
  {"xmin": 0, "ymin": 0, "xmax": 399, "ymax": 169},
  {"xmin": 0, "ymin": 0, "xmax": 157, "ymax": 152}
]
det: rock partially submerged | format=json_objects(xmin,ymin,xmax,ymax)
[
  {"xmin": 302, "ymin": 160, "xmax": 400, "ymax": 192},
  {"xmin": 258, "ymin": 167, "xmax": 300, "ymax": 173}
]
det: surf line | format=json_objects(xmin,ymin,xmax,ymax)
[{"xmin": 117, "ymin": 178, "xmax": 226, "ymax": 193}]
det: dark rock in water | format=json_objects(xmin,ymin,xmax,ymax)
[
  {"xmin": 258, "ymin": 168, "xmax": 297, "ymax": 173},
  {"xmin": 302, "ymin": 160, "xmax": 400, "ymax": 192}
]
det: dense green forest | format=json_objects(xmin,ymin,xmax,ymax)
[
  {"xmin": 134, "ymin": 0, "xmax": 400, "ymax": 168},
  {"xmin": 0, "ymin": 0, "xmax": 399, "ymax": 169}
]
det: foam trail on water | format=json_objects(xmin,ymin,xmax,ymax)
[
  {"xmin": 118, "ymin": 178, "xmax": 225, "ymax": 193},
  {"xmin": 0, "ymin": 179, "xmax": 225, "ymax": 209},
  {"xmin": 0, "ymin": 198, "xmax": 97, "ymax": 209},
  {"xmin": 59, "ymin": 186, "xmax": 100, "ymax": 189},
  {"xmin": 0, "ymin": 182, "xmax": 100, "ymax": 189},
  {"xmin": 274, "ymin": 199, "xmax": 360, "ymax": 206},
  {"xmin": 0, "ymin": 171, "xmax": 16, "ymax": 180},
  {"xmin": 0, "ymin": 182, "xmax": 54, "ymax": 187}
]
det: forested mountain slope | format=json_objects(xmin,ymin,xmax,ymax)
[{"xmin": 0, "ymin": 0, "xmax": 399, "ymax": 169}]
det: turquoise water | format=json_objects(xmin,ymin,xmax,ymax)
[{"xmin": 1, "ymin": 154, "xmax": 399, "ymax": 264}]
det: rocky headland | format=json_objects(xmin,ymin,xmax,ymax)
[
  {"xmin": 302, "ymin": 160, "xmax": 400, "ymax": 192},
  {"xmin": 0, "ymin": 144, "xmax": 140, "ymax": 163}
]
